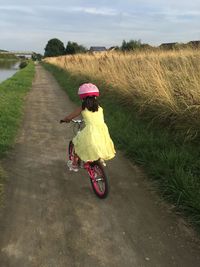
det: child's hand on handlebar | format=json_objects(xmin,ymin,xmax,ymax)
[{"xmin": 60, "ymin": 118, "xmax": 71, "ymax": 123}]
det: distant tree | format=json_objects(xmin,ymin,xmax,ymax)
[
  {"xmin": 108, "ymin": 46, "xmax": 120, "ymax": 51},
  {"xmin": 66, "ymin": 41, "xmax": 87, "ymax": 55},
  {"xmin": 140, "ymin": 43, "xmax": 154, "ymax": 50},
  {"xmin": 121, "ymin": 39, "xmax": 142, "ymax": 51},
  {"xmin": 44, "ymin": 38, "xmax": 65, "ymax": 57},
  {"xmin": 32, "ymin": 53, "xmax": 43, "ymax": 61},
  {"xmin": 115, "ymin": 46, "xmax": 120, "ymax": 51}
]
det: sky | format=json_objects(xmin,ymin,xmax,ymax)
[{"xmin": 0, "ymin": 0, "xmax": 200, "ymax": 54}]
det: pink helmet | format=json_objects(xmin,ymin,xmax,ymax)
[{"xmin": 78, "ymin": 83, "xmax": 99, "ymax": 99}]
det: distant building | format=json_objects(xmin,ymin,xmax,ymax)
[
  {"xmin": 89, "ymin": 46, "xmax": 107, "ymax": 53},
  {"xmin": 159, "ymin": 42, "xmax": 177, "ymax": 49},
  {"xmin": 160, "ymin": 41, "xmax": 200, "ymax": 50},
  {"xmin": 187, "ymin": 41, "xmax": 200, "ymax": 48}
]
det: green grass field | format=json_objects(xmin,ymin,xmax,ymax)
[
  {"xmin": 43, "ymin": 62, "xmax": 200, "ymax": 231},
  {"xmin": 0, "ymin": 62, "xmax": 35, "ymax": 200}
]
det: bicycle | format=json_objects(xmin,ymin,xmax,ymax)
[{"xmin": 66, "ymin": 119, "xmax": 109, "ymax": 199}]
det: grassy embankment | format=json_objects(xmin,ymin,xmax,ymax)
[
  {"xmin": 43, "ymin": 49, "xmax": 200, "ymax": 230},
  {"xmin": 0, "ymin": 62, "xmax": 35, "ymax": 202},
  {"xmin": 0, "ymin": 53, "xmax": 17, "ymax": 60}
]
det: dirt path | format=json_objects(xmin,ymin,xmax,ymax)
[{"xmin": 0, "ymin": 65, "xmax": 200, "ymax": 267}]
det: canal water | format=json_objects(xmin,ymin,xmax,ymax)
[{"xmin": 0, "ymin": 60, "xmax": 19, "ymax": 84}]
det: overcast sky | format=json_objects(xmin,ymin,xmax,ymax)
[{"xmin": 1, "ymin": 0, "xmax": 200, "ymax": 53}]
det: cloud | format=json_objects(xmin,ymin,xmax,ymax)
[
  {"xmin": 34, "ymin": 5, "xmax": 119, "ymax": 16},
  {"xmin": 0, "ymin": 5, "xmax": 35, "ymax": 14},
  {"xmin": 69, "ymin": 7, "xmax": 118, "ymax": 16},
  {"xmin": 0, "ymin": 4, "xmax": 118, "ymax": 17},
  {"xmin": 1, "ymin": 1, "xmax": 200, "ymax": 53}
]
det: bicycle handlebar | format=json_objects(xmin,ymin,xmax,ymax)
[
  {"xmin": 60, "ymin": 119, "xmax": 83, "ymax": 124},
  {"xmin": 72, "ymin": 119, "xmax": 83, "ymax": 124}
]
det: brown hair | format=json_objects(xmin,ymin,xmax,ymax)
[{"xmin": 82, "ymin": 96, "xmax": 99, "ymax": 112}]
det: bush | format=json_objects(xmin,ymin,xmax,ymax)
[{"xmin": 19, "ymin": 61, "xmax": 28, "ymax": 69}]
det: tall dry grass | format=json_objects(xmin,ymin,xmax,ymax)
[{"xmin": 44, "ymin": 49, "xmax": 200, "ymax": 139}]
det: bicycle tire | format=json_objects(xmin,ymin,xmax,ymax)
[{"xmin": 89, "ymin": 160, "xmax": 109, "ymax": 199}]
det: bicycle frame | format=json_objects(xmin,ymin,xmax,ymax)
[
  {"xmin": 67, "ymin": 119, "xmax": 109, "ymax": 198},
  {"xmin": 84, "ymin": 162, "xmax": 95, "ymax": 178}
]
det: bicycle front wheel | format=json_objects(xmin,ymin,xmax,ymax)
[{"xmin": 89, "ymin": 161, "xmax": 109, "ymax": 199}]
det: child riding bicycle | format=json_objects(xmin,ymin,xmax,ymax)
[{"xmin": 60, "ymin": 83, "xmax": 116, "ymax": 171}]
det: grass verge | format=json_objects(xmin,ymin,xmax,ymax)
[
  {"xmin": 0, "ymin": 62, "xmax": 35, "ymax": 201},
  {"xmin": 43, "ymin": 63, "xmax": 200, "ymax": 231}
]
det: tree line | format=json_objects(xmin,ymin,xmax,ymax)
[
  {"xmin": 44, "ymin": 38, "xmax": 200, "ymax": 58},
  {"xmin": 44, "ymin": 39, "xmax": 87, "ymax": 57},
  {"xmin": 43, "ymin": 38, "xmax": 154, "ymax": 57}
]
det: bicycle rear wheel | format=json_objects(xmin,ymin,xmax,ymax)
[{"xmin": 89, "ymin": 160, "xmax": 109, "ymax": 199}]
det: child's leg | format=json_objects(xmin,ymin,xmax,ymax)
[
  {"xmin": 72, "ymin": 153, "xmax": 79, "ymax": 166},
  {"xmin": 68, "ymin": 152, "xmax": 79, "ymax": 172}
]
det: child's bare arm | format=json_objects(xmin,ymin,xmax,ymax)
[{"xmin": 61, "ymin": 107, "xmax": 82, "ymax": 123}]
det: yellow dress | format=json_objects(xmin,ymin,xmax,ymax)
[{"xmin": 73, "ymin": 107, "xmax": 116, "ymax": 162}]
